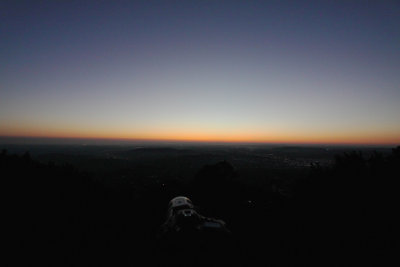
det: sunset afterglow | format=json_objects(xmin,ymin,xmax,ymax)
[{"xmin": 1, "ymin": 1, "xmax": 399, "ymax": 145}]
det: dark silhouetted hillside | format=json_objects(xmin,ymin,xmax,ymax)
[{"xmin": 3, "ymin": 146, "xmax": 399, "ymax": 266}]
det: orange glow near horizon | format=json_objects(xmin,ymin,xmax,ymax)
[
  {"xmin": 1, "ymin": 126, "xmax": 399, "ymax": 146},
  {"xmin": 2, "ymin": 2, "xmax": 400, "ymax": 148}
]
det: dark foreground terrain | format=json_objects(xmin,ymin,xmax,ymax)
[{"xmin": 3, "ymin": 144, "xmax": 398, "ymax": 266}]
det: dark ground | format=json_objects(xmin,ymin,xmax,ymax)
[{"xmin": 3, "ymin": 144, "xmax": 398, "ymax": 266}]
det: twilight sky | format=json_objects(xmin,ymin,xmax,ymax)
[{"xmin": 1, "ymin": 0, "xmax": 399, "ymax": 145}]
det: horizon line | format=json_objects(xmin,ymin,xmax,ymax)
[{"xmin": 0, "ymin": 135, "xmax": 398, "ymax": 147}]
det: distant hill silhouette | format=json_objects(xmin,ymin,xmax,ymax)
[{"xmin": 2, "ymin": 146, "xmax": 398, "ymax": 266}]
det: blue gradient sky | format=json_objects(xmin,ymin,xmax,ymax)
[{"xmin": 1, "ymin": 0, "xmax": 399, "ymax": 144}]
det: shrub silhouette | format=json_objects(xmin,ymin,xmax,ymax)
[
  {"xmin": 292, "ymin": 146, "xmax": 399, "ymax": 265},
  {"xmin": 3, "ymin": 146, "xmax": 398, "ymax": 266}
]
